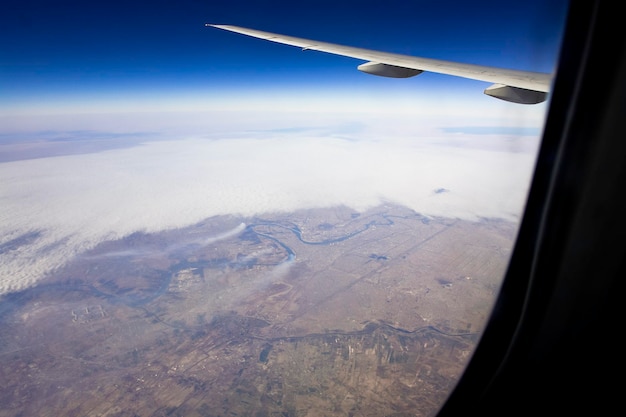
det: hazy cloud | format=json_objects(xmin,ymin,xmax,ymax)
[
  {"xmin": 441, "ymin": 126, "xmax": 542, "ymax": 136},
  {"xmin": 0, "ymin": 110, "xmax": 542, "ymax": 294}
]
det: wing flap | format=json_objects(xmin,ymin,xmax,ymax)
[
  {"xmin": 484, "ymin": 84, "xmax": 548, "ymax": 104},
  {"xmin": 357, "ymin": 62, "xmax": 423, "ymax": 78}
]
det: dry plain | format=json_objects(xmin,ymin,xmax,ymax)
[{"xmin": 0, "ymin": 203, "xmax": 516, "ymax": 416}]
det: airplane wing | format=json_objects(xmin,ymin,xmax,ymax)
[{"xmin": 207, "ymin": 24, "xmax": 553, "ymax": 104}]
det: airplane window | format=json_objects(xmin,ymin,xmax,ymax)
[{"xmin": 0, "ymin": 1, "xmax": 568, "ymax": 416}]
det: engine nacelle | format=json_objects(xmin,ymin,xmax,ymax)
[
  {"xmin": 484, "ymin": 83, "xmax": 548, "ymax": 104},
  {"xmin": 357, "ymin": 61, "xmax": 423, "ymax": 78}
]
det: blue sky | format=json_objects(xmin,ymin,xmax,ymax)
[{"xmin": 1, "ymin": 0, "xmax": 568, "ymax": 113}]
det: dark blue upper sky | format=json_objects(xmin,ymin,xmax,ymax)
[{"xmin": 1, "ymin": 0, "xmax": 569, "ymax": 112}]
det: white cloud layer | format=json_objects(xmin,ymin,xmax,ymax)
[{"xmin": 0, "ymin": 110, "xmax": 542, "ymax": 295}]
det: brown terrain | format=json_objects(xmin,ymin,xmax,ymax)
[{"xmin": 0, "ymin": 204, "xmax": 516, "ymax": 416}]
